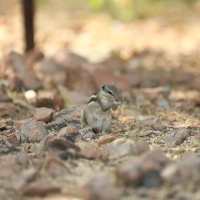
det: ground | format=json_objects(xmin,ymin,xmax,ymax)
[{"xmin": 0, "ymin": 3, "xmax": 200, "ymax": 200}]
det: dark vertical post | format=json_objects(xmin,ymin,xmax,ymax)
[{"xmin": 22, "ymin": 0, "xmax": 35, "ymax": 52}]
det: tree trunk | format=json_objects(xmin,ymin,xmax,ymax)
[{"xmin": 22, "ymin": 0, "xmax": 35, "ymax": 53}]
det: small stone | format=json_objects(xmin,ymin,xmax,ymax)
[
  {"xmin": 22, "ymin": 180, "xmax": 61, "ymax": 197},
  {"xmin": 191, "ymin": 135, "xmax": 200, "ymax": 147},
  {"xmin": 6, "ymin": 131, "xmax": 21, "ymax": 146},
  {"xmin": 116, "ymin": 150, "xmax": 169, "ymax": 187},
  {"xmin": 44, "ymin": 134, "xmax": 80, "ymax": 159},
  {"xmin": 0, "ymin": 121, "xmax": 7, "ymax": 130},
  {"xmin": 103, "ymin": 138, "xmax": 149, "ymax": 160},
  {"xmin": 161, "ymin": 154, "xmax": 200, "ymax": 186},
  {"xmin": 24, "ymin": 90, "xmax": 37, "ymax": 104},
  {"xmin": 0, "ymin": 135, "xmax": 18, "ymax": 153},
  {"xmin": 19, "ymin": 119, "xmax": 48, "ymax": 143},
  {"xmin": 15, "ymin": 167, "xmax": 38, "ymax": 189},
  {"xmin": 15, "ymin": 152, "xmax": 30, "ymax": 167},
  {"xmin": 7, "ymin": 51, "xmax": 41, "ymax": 90},
  {"xmin": 0, "ymin": 103, "xmax": 18, "ymax": 118},
  {"xmin": 79, "ymin": 142, "xmax": 102, "ymax": 160},
  {"xmin": 33, "ymin": 107, "xmax": 54, "ymax": 123},
  {"xmin": 0, "ymin": 90, "xmax": 11, "ymax": 102},
  {"xmin": 165, "ymin": 128, "xmax": 190, "ymax": 147},
  {"xmin": 97, "ymin": 134, "xmax": 118, "ymax": 146},
  {"xmin": 45, "ymin": 135, "xmax": 79, "ymax": 151},
  {"xmin": 161, "ymin": 164, "xmax": 177, "ymax": 183},
  {"xmin": 116, "ymin": 158, "xmax": 144, "ymax": 186},
  {"xmin": 0, "ymin": 119, "xmax": 13, "ymax": 130},
  {"xmin": 133, "ymin": 141, "xmax": 149, "ymax": 155},
  {"xmin": 82, "ymin": 173, "xmax": 121, "ymax": 200},
  {"xmin": 35, "ymin": 91, "xmax": 64, "ymax": 110},
  {"xmin": 57, "ymin": 126, "xmax": 79, "ymax": 142},
  {"xmin": 141, "ymin": 150, "xmax": 169, "ymax": 171}
]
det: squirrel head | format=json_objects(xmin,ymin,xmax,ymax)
[{"xmin": 97, "ymin": 84, "xmax": 122, "ymax": 111}]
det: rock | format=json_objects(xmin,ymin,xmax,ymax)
[
  {"xmin": 14, "ymin": 167, "xmax": 38, "ymax": 189},
  {"xmin": 24, "ymin": 90, "xmax": 37, "ymax": 104},
  {"xmin": 22, "ymin": 180, "xmax": 61, "ymax": 197},
  {"xmin": 116, "ymin": 150, "xmax": 169, "ymax": 187},
  {"xmin": 175, "ymin": 192, "xmax": 194, "ymax": 200},
  {"xmin": 45, "ymin": 135, "xmax": 78, "ymax": 151},
  {"xmin": 0, "ymin": 119, "xmax": 20, "ymax": 151},
  {"xmin": 0, "ymin": 154, "xmax": 21, "ymax": 178},
  {"xmin": 0, "ymin": 119, "xmax": 13, "ymax": 131},
  {"xmin": 36, "ymin": 52, "xmax": 97, "ymax": 94},
  {"xmin": 0, "ymin": 87, "xmax": 11, "ymax": 102},
  {"xmin": 142, "ymin": 150, "xmax": 169, "ymax": 170},
  {"xmin": 0, "ymin": 102, "xmax": 19, "ymax": 118},
  {"xmin": 6, "ymin": 131, "xmax": 21, "ymax": 146},
  {"xmin": 44, "ymin": 134, "xmax": 80, "ymax": 160},
  {"xmin": 33, "ymin": 107, "xmax": 54, "ymax": 123},
  {"xmin": 46, "ymin": 106, "xmax": 81, "ymax": 132},
  {"xmin": 55, "ymin": 49, "xmax": 88, "ymax": 68},
  {"xmin": 161, "ymin": 154, "xmax": 200, "ymax": 187},
  {"xmin": 190, "ymin": 135, "xmax": 200, "ymax": 147},
  {"xmin": 35, "ymin": 57, "xmax": 67, "ymax": 85},
  {"xmin": 6, "ymin": 51, "xmax": 41, "ymax": 90},
  {"xmin": 65, "ymin": 66, "xmax": 97, "ymax": 95},
  {"xmin": 116, "ymin": 158, "xmax": 144, "ymax": 186},
  {"xmin": 57, "ymin": 126, "xmax": 79, "ymax": 142},
  {"xmin": 0, "ymin": 132, "xmax": 20, "ymax": 153},
  {"xmin": 79, "ymin": 142, "xmax": 103, "ymax": 160},
  {"xmin": 136, "ymin": 115, "xmax": 164, "ymax": 131},
  {"xmin": 103, "ymin": 138, "xmax": 149, "ymax": 160},
  {"xmin": 94, "ymin": 67, "xmax": 130, "ymax": 91},
  {"xmin": 0, "ymin": 120, "xmax": 8, "ymax": 131},
  {"xmin": 15, "ymin": 152, "xmax": 30, "ymax": 167},
  {"xmin": 82, "ymin": 173, "xmax": 121, "ymax": 200},
  {"xmin": 34, "ymin": 91, "xmax": 64, "ymax": 110},
  {"xmin": 19, "ymin": 119, "xmax": 48, "ymax": 143},
  {"xmin": 97, "ymin": 134, "xmax": 118, "ymax": 146},
  {"xmin": 165, "ymin": 128, "xmax": 190, "ymax": 147},
  {"xmin": 132, "ymin": 141, "xmax": 150, "ymax": 155}
]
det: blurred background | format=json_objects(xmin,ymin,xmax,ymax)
[
  {"xmin": 1, "ymin": 2, "xmax": 200, "ymax": 200},
  {"xmin": 1, "ymin": 0, "xmax": 200, "ymax": 62}
]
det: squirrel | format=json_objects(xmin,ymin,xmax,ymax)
[{"xmin": 81, "ymin": 85, "xmax": 121, "ymax": 134}]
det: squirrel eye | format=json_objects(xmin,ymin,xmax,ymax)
[
  {"xmin": 102, "ymin": 85, "xmax": 114, "ymax": 96},
  {"xmin": 107, "ymin": 90, "xmax": 113, "ymax": 96}
]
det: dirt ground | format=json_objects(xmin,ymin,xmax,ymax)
[{"xmin": 0, "ymin": 4, "xmax": 200, "ymax": 200}]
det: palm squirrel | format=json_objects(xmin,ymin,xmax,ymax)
[{"xmin": 81, "ymin": 84, "xmax": 121, "ymax": 134}]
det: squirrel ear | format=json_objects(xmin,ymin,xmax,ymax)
[{"xmin": 102, "ymin": 85, "xmax": 106, "ymax": 90}]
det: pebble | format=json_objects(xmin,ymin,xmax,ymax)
[
  {"xmin": 103, "ymin": 138, "xmax": 149, "ymax": 160},
  {"xmin": 57, "ymin": 126, "xmax": 79, "ymax": 142},
  {"xmin": 79, "ymin": 142, "xmax": 103, "ymax": 160},
  {"xmin": 97, "ymin": 134, "xmax": 118, "ymax": 146},
  {"xmin": 82, "ymin": 173, "xmax": 121, "ymax": 200},
  {"xmin": 165, "ymin": 128, "xmax": 190, "ymax": 147},
  {"xmin": 19, "ymin": 119, "xmax": 48, "ymax": 143},
  {"xmin": 161, "ymin": 154, "xmax": 200, "ymax": 187},
  {"xmin": 116, "ymin": 150, "xmax": 169, "ymax": 187},
  {"xmin": 44, "ymin": 134, "xmax": 80, "ymax": 160},
  {"xmin": 33, "ymin": 107, "xmax": 54, "ymax": 123}
]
